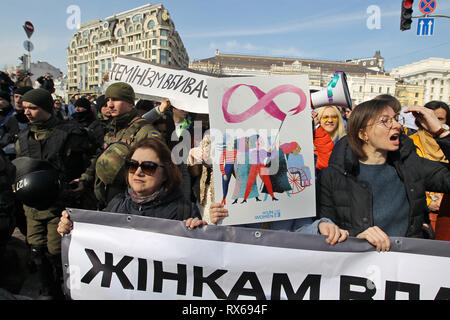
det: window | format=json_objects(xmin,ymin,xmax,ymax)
[
  {"xmin": 378, "ymin": 87, "xmax": 382, "ymax": 93},
  {"xmin": 129, "ymin": 26, "xmax": 134, "ymax": 33},
  {"xmin": 117, "ymin": 29, "xmax": 123, "ymax": 37},
  {"xmin": 370, "ymin": 86, "xmax": 374, "ymax": 93},
  {"xmin": 387, "ymin": 87, "xmax": 390, "ymax": 94},
  {"xmin": 152, "ymin": 39, "xmax": 157, "ymax": 45},
  {"xmin": 160, "ymin": 49, "xmax": 168, "ymax": 65},
  {"xmin": 160, "ymin": 39, "xmax": 167, "ymax": 47},
  {"xmin": 147, "ymin": 20, "xmax": 155, "ymax": 29},
  {"xmin": 160, "ymin": 29, "xmax": 168, "ymax": 37},
  {"xmin": 132, "ymin": 14, "xmax": 143, "ymax": 23},
  {"xmin": 359, "ymin": 86, "xmax": 363, "ymax": 92}
]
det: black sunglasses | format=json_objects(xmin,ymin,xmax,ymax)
[{"xmin": 125, "ymin": 159, "xmax": 164, "ymax": 176}]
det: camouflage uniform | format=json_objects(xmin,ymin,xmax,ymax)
[
  {"xmin": 15, "ymin": 116, "xmax": 97, "ymax": 255},
  {"xmin": 80, "ymin": 108, "xmax": 161, "ymax": 209}
]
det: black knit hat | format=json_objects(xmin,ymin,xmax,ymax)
[
  {"xmin": 74, "ymin": 97, "xmax": 91, "ymax": 110},
  {"xmin": 14, "ymin": 86, "xmax": 33, "ymax": 96},
  {"xmin": 93, "ymin": 95, "xmax": 107, "ymax": 112},
  {"xmin": 22, "ymin": 88, "xmax": 54, "ymax": 113},
  {"xmin": 0, "ymin": 90, "xmax": 11, "ymax": 104}
]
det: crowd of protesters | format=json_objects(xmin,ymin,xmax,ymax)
[{"xmin": 0, "ymin": 67, "xmax": 449, "ymax": 300}]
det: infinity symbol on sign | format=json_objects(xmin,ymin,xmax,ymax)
[{"xmin": 222, "ymin": 84, "xmax": 307, "ymax": 124}]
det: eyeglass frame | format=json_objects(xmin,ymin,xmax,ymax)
[
  {"xmin": 365, "ymin": 114, "xmax": 406, "ymax": 129},
  {"xmin": 321, "ymin": 115, "xmax": 339, "ymax": 121}
]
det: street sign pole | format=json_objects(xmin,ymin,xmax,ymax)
[{"xmin": 22, "ymin": 22, "xmax": 34, "ymax": 72}]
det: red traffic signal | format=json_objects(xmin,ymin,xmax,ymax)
[
  {"xmin": 403, "ymin": 0, "xmax": 413, "ymax": 9},
  {"xmin": 400, "ymin": 0, "xmax": 414, "ymax": 31}
]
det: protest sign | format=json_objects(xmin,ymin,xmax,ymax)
[
  {"xmin": 108, "ymin": 56, "xmax": 214, "ymax": 113},
  {"xmin": 62, "ymin": 209, "xmax": 450, "ymax": 300},
  {"xmin": 207, "ymin": 75, "xmax": 315, "ymax": 225}
]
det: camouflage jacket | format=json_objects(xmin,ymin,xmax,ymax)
[{"xmin": 79, "ymin": 108, "xmax": 161, "ymax": 207}]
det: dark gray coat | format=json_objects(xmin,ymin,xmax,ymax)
[{"xmin": 104, "ymin": 188, "xmax": 201, "ymax": 221}]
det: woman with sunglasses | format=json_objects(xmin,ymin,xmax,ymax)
[
  {"xmin": 58, "ymin": 138, "xmax": 205, "ymax": 236},
  {"xmin": 318, "ymin": 99, "xmax": 450, "ymax": 251},
  {"xmin": 312, "ymin": 106, "xmax": 346, "ymax": 171}
]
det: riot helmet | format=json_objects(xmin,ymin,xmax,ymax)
[{"xmin": 12, "ymin": 157, "xmax": 61, "ymax": 210}]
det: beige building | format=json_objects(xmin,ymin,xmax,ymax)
[
  {"xmin": 67, "ymin": 3, "xmax": 189, "ymax": 96},
  {"xmin": 190, "ymin": 51, "xmax": 396, "ymax": 107},
  {"xmin": 391, "ymin": 57, "xmax": 450, "ymax": 104},
  {"xmin": 395, "ymin": 83, "xmax": 425, "ymax": 107}
]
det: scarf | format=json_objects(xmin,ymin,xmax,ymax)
[
  {"xmin": 28, "ymin": 116, "xmax": 59, "ymax": 140},
  {"xmin": 107, "ymin": 108, "xmax": 139, "ymax": 133},
  {"xmin": 128, "ymin": 186, "xmax": 168, "ymax": 204},
  {"xmin": 417, "ymin": 129, "xmax": 447, "ymax": 162},
  {"xmin": 71, "ymin": 109, "xmax": 95, "ymax": 127}
]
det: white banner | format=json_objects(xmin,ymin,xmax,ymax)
[
  {"xmin": 108, "ymin": 56, "xmax": 214, "ymax": 114},
  {"xmin": 62, "ymin": 209, "xmax": 450, "ymax": 300}
]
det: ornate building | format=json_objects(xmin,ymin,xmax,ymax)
[
  {"xmin": 190, "ymin": 51, "xmax": 395, "ymax": 107},
  {"xmin": 67, "ymin": 3, "xmax": 189, "ymax": 96}
]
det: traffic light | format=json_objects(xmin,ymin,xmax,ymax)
[{"xmin": 400, "ymin": 0, "xmax": 414, "ymax": 31}]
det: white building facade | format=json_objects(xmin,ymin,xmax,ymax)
[
  {"xmin": 391, "ymin": 57, "xmax": 450, "ymax": 104},
  {"xmin": 190, "ymin": 51, "xmax": 396, "ymax": 107}
]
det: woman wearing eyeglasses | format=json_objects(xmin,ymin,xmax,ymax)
[
  {"xmin": 312, "ymin": 106, "xmax": 346, "ymax": 171},
  {"xmin": 57, "ymin": 138, "xmax": 205, "ymax": 236},
  {"xmin": 318, "ymin": 99, "xmax": 450, "ymax": 251}
]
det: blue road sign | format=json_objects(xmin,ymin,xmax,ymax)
[
  {"xmin": 419, "ymin": 0, "xmax": 437, "ymax": 15},
  {"xmin": 417, "ymin": 18, "xmax": 435, "ymax": 36}
]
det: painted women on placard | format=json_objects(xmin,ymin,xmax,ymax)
[
  {"xmin": 284, "ymin": 142, "xmax": 312, "ymax": 187},
  {"xmin": 244, "ymin": 135, "xmax": 278, "ymax": 202},
  {"xmin": 231, "ymin": 136, "xmax": 261, "ymax": 204},
  {"xmin": 219, "ymin": 135, "xmax": 237, "ymax": 205},
  {"xmin": 262, "ymin": 137, "xmax": 292, "ymax": 200}
]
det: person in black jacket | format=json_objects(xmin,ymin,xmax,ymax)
[
  {"xmin": 318, "ymin": 99, "xmax": 450, "ymax": 251},
  {"xmin": 36, "ymin": 73, "xmax": 55, "ymax": 94},
  {"xmin": 57, "ymin": 137, "xmax": 205, "ymax": 236}
]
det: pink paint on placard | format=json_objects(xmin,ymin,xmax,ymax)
[{"xmin": 222, "ymin": 84, "xmax": 307, "ymax": 124}]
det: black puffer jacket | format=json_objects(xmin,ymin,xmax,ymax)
[
  {"xmin": 104, "ymin": 188, "xmax": 201, "ymax": 221},
  {"xmin": 318, "ymin": 134, "xmax": 450, "ymax": 238}
]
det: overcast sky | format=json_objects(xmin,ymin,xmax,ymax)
[{"xmin": 1, "ymin": 0, "xmax": 449, "ymax": 73}]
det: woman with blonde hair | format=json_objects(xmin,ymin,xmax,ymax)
[{"xmin": 312, "ymin": 106, "xmax": 346, "ymax": 171}]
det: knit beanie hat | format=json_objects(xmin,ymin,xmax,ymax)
[
  {"xmin": 14, "ymin": 86, "xmax": 33, "ymax": 96},
  {"xmin": 22, "ymin": 88, "xmax": 54, "ymax": 113},
  {"xmin": 93, "ymin": 95, "xmax": 107, "ymax": 114},
  {"xmin": 105, "ymin": 82, "xmax": 135, "ymax": 105},
  {"xmin": 0, "ymin": 90, "xmax": 11, "ymax": 104},
  {"xmin": 74, "ymin": 97, "xmax": 91, "ymax": 110}
]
